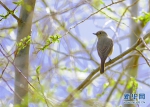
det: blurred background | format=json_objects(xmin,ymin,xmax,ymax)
[{"xmin": 0, "ymin": 0, "xmax": 150, "ymax": 107}]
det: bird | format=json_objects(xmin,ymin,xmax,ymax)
[{"xmin": 93, "ymin": 31, "xmax": 113, "ymax": 74}]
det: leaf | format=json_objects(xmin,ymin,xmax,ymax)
[
  {"xmin": 49, "ymin": 34, "xmax": 62, "ymax": 43},
  {"xmin": 67, "ymin": 86, "xmax": 73, "ymax": 93},
  {"xmin": 127, "ymin": 81, "xmax": 133, "ymax": 89},
  {"xmin": 119, "ymin": 80, "xmax": 125, "ymax": 85},
  {"xmin": 0, "ymin": 14, "xmax": 5, "ymax": 18},
  {"xmin": 110, "ymin": 79, "xmax": 115, "ymax": 86},
  {"xmin": 40, "ymin": 34, "xmax": 61, "ymax": 51},
  {"xmin": 36, "ymin": 66, "xmax": 41, "ymax": 75},
  {"xmin": 26, "ymin": 5, "xmax": 32, "ymax": 12},
  {"xmin": 103, "ymin": 82, "xmax": 109, "ymax": 89},
  {"xmin": 13, "ymin": 0, "xmax": 23, "ymax": 6},
  {"xmin": 107, "ymin": 7, "xmax": 113, "ymax": 12},
  {"xmin": 0, "ymin": 14, "xmax": 7, "ymax": 19},
  {"xmin": 93, "ymin": 0, "xmax": 104, "ymax": 7},
  {"xmin": 133, "ymin": 12, "xmax": 150, "ymax": 26},
  {"xmin": 41, "ymin": 45, "xmax": 49, "ymax": 51}
]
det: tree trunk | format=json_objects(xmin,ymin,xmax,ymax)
[
  {"xmin": 14, "ymin": 0, "xmax": 36, "ymax": 106},
  {"xmin": 124, "ymin": 0, "xmax": 140, "ymax": 107}
]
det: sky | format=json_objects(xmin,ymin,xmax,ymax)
[{"xmin": 0, "ymin": 0, "xmax": 150, "ymax": 107}]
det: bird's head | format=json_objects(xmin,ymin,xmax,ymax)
[{"xmin": 93, "ymin": 31, "xmax": 107, "ymax": 38}]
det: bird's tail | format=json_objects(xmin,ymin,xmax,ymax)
[{"xmin": 100, "ymin": 59, "xmax": 105, "ymax": 74}]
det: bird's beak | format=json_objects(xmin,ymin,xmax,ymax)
[{"xmin": 93, "ymin": 33, "xmax": 96, "ymax": 35}]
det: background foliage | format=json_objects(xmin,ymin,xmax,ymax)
[{"xmin": 0, "ymin": 0, "xmax": 150, "ymax": 107}]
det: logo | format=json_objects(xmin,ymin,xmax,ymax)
[{"xmin": 123, "ymin": 93, "xmax": 145, "ymax": 104}]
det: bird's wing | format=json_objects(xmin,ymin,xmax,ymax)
[{"xmin": 97, "ymin": 37, "xmax": 113, "ymax": 60}]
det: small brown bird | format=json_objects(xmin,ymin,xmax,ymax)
[{"xmin": 93, "ymin": 31, "xmax": 113, "ymax": 74}]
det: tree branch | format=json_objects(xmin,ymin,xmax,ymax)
[
  {"xmin": 60, "ymin": 32, "xmax": 150, "ymax": 105},
  {"xmin": 0, "ymin": 1, "xmax": 22, "ymax": 23}
]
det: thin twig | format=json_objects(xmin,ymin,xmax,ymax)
[
  {"xmin": 2, "ymin": 77, "xmax": 22, "ymax": 100},
  {"xmin": 116, "ymin": 0, "xmax": 140, "ymax": 33},
  {"xmin": 135, "ymin": 49, "xmax": 150, "ymax": 67},
  {"xmin": 0, "ymin": 45, "xmax": 36, "ymax": 90},
  {"xmin": 0, "ymin": 1, "xmax": 21, "ymax": 23},
  {"xmin": 63, "ymin": 0, "xmax": 125, "ymax": 37},
  {"xmin": 140, "ymin": 37, "xmax": 150, "ymax": 51},
  {"xmin": 0, "ymin": 61, "xmax": 9, "ymax": 77}
]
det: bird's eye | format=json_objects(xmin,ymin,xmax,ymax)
[{"xmin": 99, "ymin": 32, "xmax": 101, "ymax": 34}]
